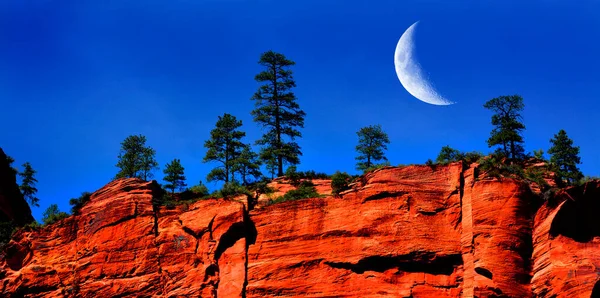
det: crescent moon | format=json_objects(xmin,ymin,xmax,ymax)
[{"xmin": 394, "ymin": 21, "xmax": 454, "ymax": 105}]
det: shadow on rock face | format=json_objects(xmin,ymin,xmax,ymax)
[{"xmin": 549, "ymin": 184, "xmax": 600, "ymax": 243}]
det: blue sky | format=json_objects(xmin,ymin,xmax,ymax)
[{"xmin": 1, "ymin": 0, "xmax": 599, "ymax": 221}]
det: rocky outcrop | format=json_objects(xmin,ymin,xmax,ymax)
[
  {"xmin": 0, "ymin": 178, "xmax": 247, "ymax": 297},
  {"xmin": 1, "ymin": 163, "xmax": 598, "ymax": 297},
  {"xmin": 532, "ymin": 182, "xmax": 600, "ymax": 297},
  {"xmin": 0, "ymin": 148, "xmax": 34, "ymax": 226}
]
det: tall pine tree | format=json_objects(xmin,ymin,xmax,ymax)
[
  {"xmin": 355, "ymin": 125, "xmax": 390, "ymax": 171},
  {"xmin": 115, "ymin": 135, "xmax": 159, "ymax": 180},
  {"xmin": 548, "ymin": 129, "xmax": 583, "ymax": 185},
  {"xmin": 163, "ymin": 159, "xmax": 187, "ymax": 195},
  {"xmin": 203, "ymin": 113, "xmax": 246, "ymax": 183},
  {"xmin": 483, "ymin": 95, "xmax": 526, "ymax": 160},
  {"xmin": 19, "ymin": 162, "xmax": 39, "ymax": 207},
  {"xmin": 251, "ymin": 50, "xmax": 306, "ymax": 177}
]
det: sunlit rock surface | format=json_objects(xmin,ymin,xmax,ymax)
[{"xmin": 1, "ymin": 164, "xmax": 598, "ymax": 297}]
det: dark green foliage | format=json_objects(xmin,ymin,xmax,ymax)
[
  {"xmin": 462, "ymin": 151, "xmax": 484, "ymax": 164},
  {"xmin": 189, "ymin": 181, "xmax": 210, "ymax": 197},
  {"xmin": 249, "ymin": 177, "xmax": 275, "ymax": 196},
  {"xmin": 5, "ymin": 155, "xmax": 17, "ymax": 175},
  {"xmin": 548, "ymin": 129, "xmax": 583, "ymax": 185},
  {"xmin": 436, "ymin": 145, "xmax": 462, "ymax": 164},
  {"xmin": 251, "ymin": 51, "xmax": 305, "ymax": 177},
  {"xmin": 233, "ymin": 145, "xmax": 263, "ymax": 185},
  {"xmin": 355, "ymin": 125, "xmax": 390, "ymax": 172},
  {"xmin": 204, "ymin": 113, "xmax": 246, "ymax": 183},
  {"xmin": 115, "ymin": 134, "xmax": 159, "ymax": 180},
  {"xmin": 524, "ymin": 168, "xmax": 550, "ymax": 190},
  {"xmin": 285, "ymin": 165, "xmax": 301, "ymax": 186},
  {"xmin": 215, "ymin": 181, "xmax": 251, "ymax": 199},
  {"xmin": 533, "ymin": 149, "xmax": 545, "ymax": 160},
  {"xmin": 331, "ymin": 171, "xmax": 352, "ymax": 196},
  {"xmin": 364, "ymin": 161, "xmax": 391, "ymax": 173},
  {"xmin": 69, "ymin": 192, "xmax": 92, "ymax": 214},
  {"xmin": 163, "ymin": 159, "xmax": 187, "ymax": 195},
  {"xmin": 0, "ymin": 219, "xmax": 16, "ymax": 248},
  {"xmin": 478, "ymin": 153, "xmax": 525, "ymax": 180},
  {"xmin": 425, "ymin": 159, "xmax": 435, "ymax": 167},
  {"xmin": 296, "ymin": 170, "xmax": 329, "ymax": 180},
  {"xmin": 267, "ymin": 182, "xmax": 320, "ymax": 205},
  {"xmin": 435, "ymin": 146, "xmax": 484, "ymax": 166},
  {"xmin": 42, "ymin": 204, "xmax": 69, "ymax": 225},
  {"xmin": 19, "ymin": 162, "xmax": 39, "ymax": 207},
  {"xmin": 483, "ymin": 95, "xmax": 526, "ymax": 160}
]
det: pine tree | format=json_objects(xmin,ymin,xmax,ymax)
[
  {"xmin": 483, "ymin": 95, "xmax": 526, "ymax": 160},
  {"xmin": 163, "ymin": 159, "xmax": 187, "ymax": 195},
  {"xmin": 251, "ymin": 50, "xmax": 306, "ymax": 177},
  {"xmin": 233, "ymin": 145, "xmax": 263, "ymax": 186},
  {"xmin": 115, "ymin": 134, "xmax": 159, "ymax": 180},
  {"xmin": 203, "ymin": 113, "xmax": 246, "ymax": 183},
  {"xmin": 355, "ymin": 125, "xmax": 390, "ymax": 171},
  {"xmin": 548, "ymin": 129, "xmax": 583, "ymax": 185},
  {"xmin": 19, "ymin": 162, "xmax": 39, "ymax": 207}
]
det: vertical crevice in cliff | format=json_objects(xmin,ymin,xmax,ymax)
[
  {"xmin": 150, "ymin": 194, "xmax": 165, "ymax": 296},
  {"xmin": 242, "ymin": 208, "xmax": 257, "ymax": 298}
]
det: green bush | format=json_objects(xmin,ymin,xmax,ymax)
[
  {"xmin": 42, "ymin": 204, "xmax": 69, "ymax": 226},
  {"xmin": 215, "ymin": 181, "xmax": 251, "ymax": 199},
  {"xmin": 69, "ymin": 192, "xmax": 92, "ymax": 214},
  {"xmin": 364, "ymin": 162, "xmax": 391, "ymax": 173},
  {"xmin": 525, "ymin": 168, "xmax": 550, "ymax": 190},
  {"xmin": 331, "ymin": 171, "xmax": 352, "ymax": 196},
  {"xmin": 267, "ymin": 183, "xmax": 320, "ymax": 205},
  {"xmin": 285, "ymin": 166, "xmax": 301, "ymax": 186},
  {"xmin": 189, "ymin": 182, "xmax": 210, "ymax": 197}
]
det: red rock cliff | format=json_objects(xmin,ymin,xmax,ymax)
[{"xmin": 1, "ymin": 163, "xmax": 598, "ymax": 297}]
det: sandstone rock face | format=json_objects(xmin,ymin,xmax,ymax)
[
  {"xmin": 0, "ymin": 148, "xmax": 34, "ymax": 226},
  {"xmin": 1, "ymin": 164, "xmax": 598, "ymax": 297},
  {"xmin": 461, "ymin": 165, "xmax": 538, "ymax": 297},
  {"xmin": 532, "ymin": 182, "xmax": 600, "ymax": 297},
  {"xmin": 0, "ymin": 178, "xmax": 247, "ymax": 297},
  {"xmin": 247, "ymin": 164, "xmax": 465, "ymax": 297}
]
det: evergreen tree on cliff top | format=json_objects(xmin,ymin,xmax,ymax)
[
  {"xmin": 19, "ymin": 162, "xmax": 39, "ymax": 208},
  {"xmin": 203, "ymin": 113, "xmax": 246, "ymax": 183},
  {"xmin": 163, "ymin": 159, "xmax": 187, "ymax": 195},
  {"xmin": 355, "ymin": 125, "xmax": 390, "ymax": 172},
  {"xmin": 548, "ymin": 129, "xmax": 583, "ymax": 185},
  {"xmin": 483, "ymin": 95, "xmax": 526, "ymax": 160},
  {"xmin": 251, "ymin": 50, "xmax": 306, "ymax": 177},
  {"xmin": 115, "ymin": 134, "xmax": 159, "ymax": 180},
  {"xmin": 233, "ymin": 144, "xmax": 263, "ymax": 186}
]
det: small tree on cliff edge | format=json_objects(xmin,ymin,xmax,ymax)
[
  {"xmin": 233, "ymin": 144, "xmax": 263, "ymax": 186},
  {"xmin": 251, "ymin": 50, "xmax": 306, "ymax": 177},
  {"xmin": 483, "ymin": 95, "xmax": 526, "ymax": 160},
  {"xmin": 355, "ymin": 125, "xmax": 390, "ymax": 172},
  {"xmin": 163, "ymin": 159, "xmax": 187, "ymax": 196},
  {"xmin": 19, "ymin": 162, "xmax": 40, "ymax": 207},
  {"xmin": 203, "ymin": 113, "xmax": 246, "ymax": 183},
  {"xmin": 115, "ymin": 134, "xmax": 159, "ymax": 180},
  {"xmin": 548, "ymin": 129, "xmax": 583, "ymax": 185}
]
